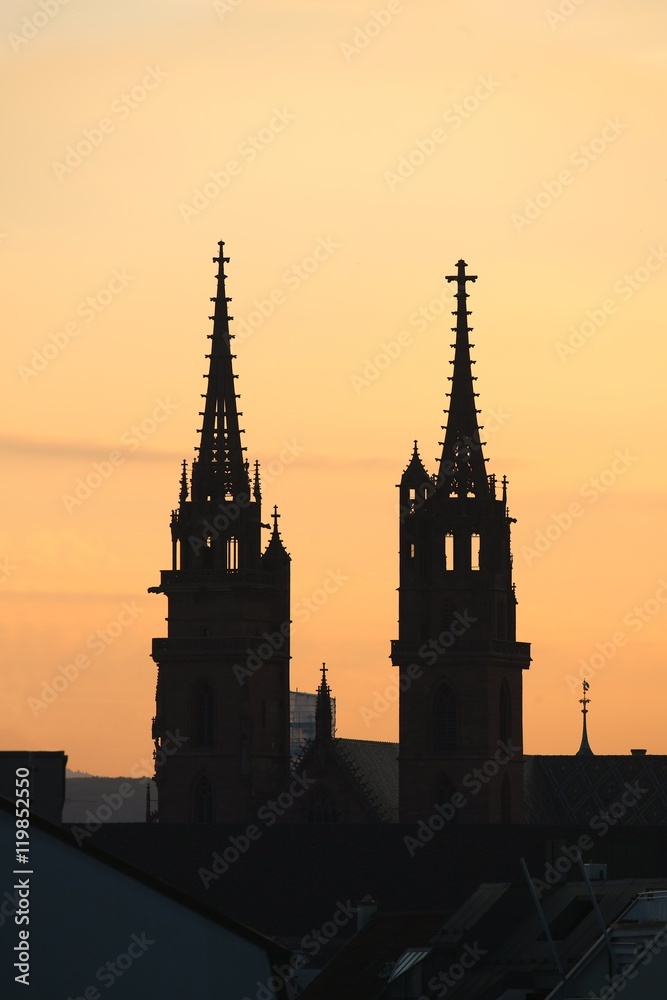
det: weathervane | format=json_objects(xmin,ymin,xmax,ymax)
[{"xmin": 577, "ymin": 679, "xmax": 593, "ymax": 756}]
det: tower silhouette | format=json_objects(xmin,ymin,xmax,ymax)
[
  {"xmin": 150, "ymin": 243, "xmax": 291, "ymax": 822},
  {"xmin": 391, "ymin": 260, "xmax": 531, "ymax": 823}
]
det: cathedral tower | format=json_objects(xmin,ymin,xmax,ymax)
[
  {"xmin": 391, "ymin": 260, "xmax": 530, "ymax": 823},
  {"xmin": 150, "ymin": 243, "xmax": 291, "ymax": 823}
]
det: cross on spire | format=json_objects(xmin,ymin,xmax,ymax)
[
  {"xmin": 315, "ymin": 662, "xmax": 334, "ymax": 740},
  {"xmin": 447, "ymin": 258, "xmax": 478, "ymax": 296},
  {"xmin": 272, "ymin": 505, "xmax": 281, "ymax": 533}
]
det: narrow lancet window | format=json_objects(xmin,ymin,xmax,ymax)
[
  {"xmin": 471, "ymin": 533, "xmax": 480, "ymax": 571},
  {"xmin": 226, "ymin": 536, "xmax": 239, "ymax": 571},
  {"xmin": 444, "ymin": 533, "xmax": 454, "ymax": 569}
]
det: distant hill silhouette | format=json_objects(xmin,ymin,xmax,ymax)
[{"xmin": 63, "ymin": 776, "xmax": 156, "ymax": 823}]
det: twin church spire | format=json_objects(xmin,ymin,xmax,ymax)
[
  {"xmin": 191, "ymin": 240, "xmax": 249, "ymax": 504},
  {"xmin": 438, "ymin": 259, "xmax": 490, "ymax": 498}
]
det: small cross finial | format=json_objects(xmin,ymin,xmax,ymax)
[
  {"xmin": 272, "ymin": 505, "xmax": 280, "ymax": 532},
  {"xmin": 445, "ymin": 258, "xmax": 478, "ymax": 294}
]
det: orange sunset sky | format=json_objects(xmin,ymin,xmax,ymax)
[{"xmin": 2, "ymin": 0, "xmax": 666, "ymax": 776}]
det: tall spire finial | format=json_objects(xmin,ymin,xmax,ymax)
[
  {"xmin": 191, "ymin": 241, "xmax": 249, "ymax": 503},
  {"xmin": 253, "ymin": 460, "xmax": 262, "ymax": 502},
  {"xmin": 438, "ymin": 259, "xmax": 489, "ymax": 498},
  {"xmin": 315, "ymin": 662, "xmax": 334, "ymax": 740},
  {"xmin": 272, "ymin": 504, "xmax": 280, "ymax": 533},
  {"xmin": 179, "ymin": 460, "xmax": 189, "ymax": 505},
  {"xmin": 577, "ymin": 679, "xmax": 593, "ymax": 756}
]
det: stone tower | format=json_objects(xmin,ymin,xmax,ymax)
[
  {"xmin": 150, "ymin": 242, "xmax": 291, "ymax": 822},
  {"xmin": 391, "ymin": 260, "xmax": 530, "ymax": 824}
]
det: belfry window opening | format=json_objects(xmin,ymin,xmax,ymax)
[
  {"xmin": 226, "ymin": 536, "xmax": 239, "ymax": 571},
  {"xmin": 471, "ymin": 533, "xmax": 480, "ymax": 571},
  {"xmin": 444, "ymin": 533, "xmax": 454, "ymax": 569}
]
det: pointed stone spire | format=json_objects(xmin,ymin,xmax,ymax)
[
  {"xmin": 577, "ymin": 679, "xmax": 593, "ymax": 756},
  {"xmin": 262, "ymin": 504, "xmax": 290, "ymax": 562},
  {"xmin": 191, "ymin": 241, "xmax": 249, "ymax": 503},
  {"xmin": 315, "ymin": 663, "xmax": 334, "ymax": 740},
  {"xmin": 438, "ymin": 260, "xmax": 489, "ymax": 498},
  {"xmin": 178, "ymin": 460, "xmax": 189, "ymax": 505},
  {"xmin": 401, "ymin": 440, "xmax": 430, "ymax": 483},
  {"xmin": 253, "ymin": 460, "xmax": 262, "ymax": 503}
]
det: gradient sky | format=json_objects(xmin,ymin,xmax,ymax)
[{"xmin": 2, "ymin": 0, "xmax": 666, "ymax": 775}]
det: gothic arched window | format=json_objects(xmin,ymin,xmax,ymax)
[
  {"xmin": 433, "ymin": 684, "xmax": 458, "ymax": 751},
  {"xmin": 192, "ymin": 773, "xmax": 214, "ymax": 823},
  {"xmin": 499, "ymin": 678, "xmax": 512, "ymax": 744},
  {"xmin": 192, "ymin": 679, "xmax": 215, "ymax": 749}
]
